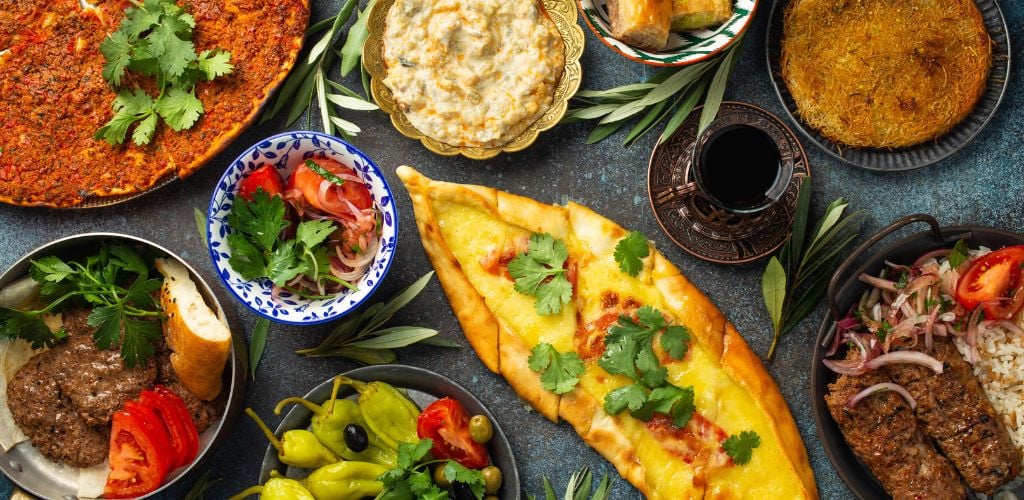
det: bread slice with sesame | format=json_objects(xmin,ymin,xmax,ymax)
[{"xmin": 155, "ymin": 258, "xmax": 231, "ymax": 401}]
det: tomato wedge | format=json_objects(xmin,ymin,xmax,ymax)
[
  {"xmin": 140, "ymin": 386, "xmax": 200, "ymax": 470},
  {"xmin": 239, "ymin": 164, "xmax": 285, "ymax": 200},
  {"xmin": 287, "ymin": 156, "xmax": 373, "ymax": 216},
  {"xmin": 956, "ymin": 245, "xmax": 1024, "ymax": 319},
  {"xmin": 104, "ymin": 402, "xmax": 174, "ymax": 499},
  {"xmin": 417, "ymin": 397, "xmax": 490, "ymax": 469}
]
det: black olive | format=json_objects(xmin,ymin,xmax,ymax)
[
  {"xmin": 452, "ymin": 481, "xmax": 475, "ymax": 500},
  {"xmin": 344, "ymin": 423, "xmax": 369, "ymax": 452}
]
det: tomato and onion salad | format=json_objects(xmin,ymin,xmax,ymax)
[
  {"xmin": 105, "ymin": 387, "xmax": 200, "ymax": 498},
  {"xmin": 235, "ymin": 157, "xmax": 381, "ymax": 299},
  {"xmin": 824, "ymin": 243, "xmax": 1024, "ymax": 410}
]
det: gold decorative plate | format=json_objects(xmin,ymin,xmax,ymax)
[{"xmin": 363, "ymin": 0, "xmax": 584, "ymax": 160}]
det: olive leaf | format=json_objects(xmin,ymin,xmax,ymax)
[
  {"xmin": 564, "ymin": 35, "xmax": 745, "ymax": 147},
  {"xmin": 527, "ymin": 467, "xmax": 611, "ymax": 500},
  {"xmin": 761, "ymin": 178, "xmax": 865, "ymax": 359},
  {"xmin": 249, "ymin": 316, "xmax": 270, "ymax": 379},
  {"xmin": 297, "ymin": 272, "xmax": 461, "ymax": 363},
  {"xmin": 261, "ymin": 0, "xmax": 378, "ymax": 136}
]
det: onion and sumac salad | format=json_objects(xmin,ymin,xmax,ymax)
[
  {"xmin": 823, "ymin": 241, "xmax": 1024, "ymax": 407},
  {"xmin": 226, "ymin": 157, "xmax": 381, "ymax": 300}
]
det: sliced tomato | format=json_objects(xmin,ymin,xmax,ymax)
[
  {"xmin": 140, "ymin": 386, "xmax": 200, "ymax": 470},
  {"xmin": 287, "ymin": 156, "xmax": 373, "ymax": 216},
  {"xmin": 239, "ymin": 164, "xmax": 285, "ymax": 200},
  {"xmin": 956, "ymin": 245, "xmax": 1024, "ymax": 319},
  {"xmin": 417, "ymin": 397, "xmax": 490, "ymax": 469},
  {"xmin": 104, "ymin": 403, "xmax": 174, "ymax": 499}
]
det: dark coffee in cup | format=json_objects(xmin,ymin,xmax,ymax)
[{"xmin": 692, "ymin": 123, "xmax": 791, "ymax": 214}]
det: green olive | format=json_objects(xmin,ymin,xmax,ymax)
[
  {"xmin": 481, "ymin": 466, "xmax": 502, "ymax": 494},
  {"xmin": 469, "ymin": 415, "xmax": 493, "ymax": 443},
  {"xmin": 433, "ymin": 465, "xmax": 451, "ymax": 488}
]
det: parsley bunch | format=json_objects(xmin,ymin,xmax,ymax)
[
  {"xmin": 509, "ymin": 234, "xmax": 573, "ymax": 315},
  {"xmin": 378, "ymin": 439, "xmax": 486, "ymax": 500},
  {"xmin": 0, "ymin": 243, "xmax": 163, "ymax": 367},
  {"xmin": 226, "ymin": 188, "xmax": 352, "ymax": 297},
  {"xmin": 96, "ymin": 0, "xmax": 234, "ymax": 145},
  {"xmin": 599, "ymin": 306, "xmax": 694, "ymax": 427}
]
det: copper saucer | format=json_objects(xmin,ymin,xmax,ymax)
[{"xmin": 647, "ymin": 101, "xmax": 810, "ymax": 264}]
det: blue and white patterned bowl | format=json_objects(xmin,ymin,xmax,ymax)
[
  {"xmin": 578, "ymin": 0, "xmax": 757, "ymax": 66},
  {"xmin": 207, "ymin": 131, "xmax": 398, "ymax": 325}
]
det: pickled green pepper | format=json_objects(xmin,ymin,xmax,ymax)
[
  {"xmin": 275, "ymin": 376, "xmax": 398, "ymax": 467},
  {"xmin": 338, "ymin": 376, "xmax": 420, "ymax": 448},
  {"xmin": 304, "ymin": 461, "xmax": 389, "ymax": 500},
  {"xmin": 246, "ymin": 408, "xmax": 340, "ymax": 468},
  {"xmin": 228, "ymin": 477, "xmax": 314, "ymax": 500}
]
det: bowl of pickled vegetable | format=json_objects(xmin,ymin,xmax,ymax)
[
  {"xmin": 238, "ymin": 365, "xmax": 519, "ymax": 499},
  {"xmin": 207, "ymin": 131, "xmax": 398, "ymax": 325}
]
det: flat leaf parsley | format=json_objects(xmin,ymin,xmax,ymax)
[
  {"xmin": 723, "ymin": 430, "xmax": 761, "ymax": 465},
  {"xmin": 508, "ymin": 233, "xmax": 572, "ymax": 315},
  {"xmin": 528, "ymin": 343, "xmax": 584, "ymax": 394},
  {"xmin": 96, "ymin": 0, "xmax": 234, "ymax": 145},
  {"xmin": 613, "ymin": 231, "xmax": 649, "ymax": 277}
]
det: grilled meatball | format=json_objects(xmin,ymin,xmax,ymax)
[
  {"xmin": 886, "ymin": 338, "xmax": 1022, "ymax": 493},
  {"xmin": 826, "ymin": 353, "xmax": 966, "ymax": 500}
]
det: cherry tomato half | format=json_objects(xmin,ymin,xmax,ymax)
[
  {"xmin": 104, "ymin": 402, "xmax": 174, "ymax": 498},
  {"xmin": 287, "ymin": 156, "xmax": 373, "ymax": 216},
  {"xmin": 956, "ymin": 245, "xmax": 1024, "ymax": 319},
  {"xmin": 417, "ymin": 397, "xmax": 490, "ymax": 469},
  {"xmin": 239, "ymin": 164, "xmax": 284, "ymax": 200}
]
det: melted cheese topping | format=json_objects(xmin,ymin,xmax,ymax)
[{"xmin": 382, "ymin": 0, "xmax": 565, "ymax": 148}]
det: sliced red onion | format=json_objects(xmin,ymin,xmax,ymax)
[
  {"xmin": 336, "ymin": 239, "xmax": 377, "ymax": 269},
  {"xmin": 823, "ymin": 333, "xmax": 876, "ymax": 376},
  {"xmin": 861, "ymin": 273, "xmax": 898, "ymax": 292},
  {"xmin": 934, "ymin": 324, "xmax": 948, "ymax": 337},
  {"xmin": 837, "ymin": 316, "xmax": 861, "ymax": 331},
  {"xmin": 900, "ymin": 301, "xmax": 917, "ymax": 320},
  {"xmin": 966, "ymin": 306, "xmax": 983, "ymax": 363},
  {"xmin": 317, "ymin": 179, "xmax": 351, "ymax": 216},
  {"xmin": 939, "ymin": 311, "xmax": 956, "ymax": 322},
  {"xmin": 337, "ymin": 173, "xmax": 365, "ymax": 184},
  {"xmin": 847, "ymin": 382, "xmax": 917, "ymax": 410},
  {"xmin": 905, "ymin": 273, "xmax": 938, "ymax": 294},
  {"xmin": 864, "ymin": 351, "xmax": 944, "ymax": 373},
  {"xmin": 891, "ymin": 293, "xmax": 909, "ymax": 311},
  {"xmin": 924, "ymin": 305, "xmax": 939, "ymax": 350},
  {"xmin": 913, "ymin": 249, "xmax": 951, "ymax": 268},
  {"xmin": 999, "ymin": 320, "xmax": 1024, "ymax": 337}
]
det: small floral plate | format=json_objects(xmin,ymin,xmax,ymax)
[
  {"xmin": 578, "ymin": 0, "xmax": 757, "ymax": 66},
  {"xmin": 206, "ymin": 131, "xmax": 398, "ymax": 325}
]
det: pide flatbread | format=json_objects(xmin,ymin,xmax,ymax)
[
  {"xmin": 397, "ymin": 166, "xmax": 817, "ymax": 498},
  {"xmin": 0, "ymin": 0, "xmax": 309, "ymax": 207}
]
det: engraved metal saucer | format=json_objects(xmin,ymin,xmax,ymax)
[{"xmin": 647, "ymin": 101, "xmax": 810, "ymax": 265}]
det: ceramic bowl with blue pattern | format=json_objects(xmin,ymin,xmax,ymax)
[
  {"xmin": 578, "ymin": 0, "xmax": 757, "ymax": 66},
  {"xmin": 207, "ymin": 131, "xmax": 398, "ymax": 325}
]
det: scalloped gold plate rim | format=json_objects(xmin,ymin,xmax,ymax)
[{"xmin": 363, "ymin": 0, "xmax": 584, "ymax": 160}]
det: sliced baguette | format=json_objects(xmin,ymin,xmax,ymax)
[
  {"xmin": 155, "ymin": 258, "xmax": 231, "ymax": 401},
  {"xmin": 607, "ymin": 0, "xmax": 673, "ymax": 51},
  {"xmin": 671, "ymin": 0, "xmax": 731, "ymax": 31}
]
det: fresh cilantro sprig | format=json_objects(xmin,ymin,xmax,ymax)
[
  {"xmin": 528, "ymin": 343, "xmax": 584, "ymax": 394},
  {"xmin": 613, "ymin": 231, "xmax": 649, "ymax": 277},
  {"xmin": 723, "ymin": 430, "xmax": 761, "ymax": 465},
  {"xmin": 0, "ymin": 243, "xmax": 163, "ymax": 367},
  {"xmin": 96, "ymin": 0, "xmax": 234, "ymax": 145},
  {"xmin": 226, "ymin": 189, "xmax": 353, "ymax": 296},
  {"xmin": 508, "ymin": 234, "xmax": 572, "ymax": 315},
  {"xmin": 599, "ymin": 306, "xmax": 694, "ymax": 427},
  {"xmin": 948, "ymin": 239, "xmax": 970, "ymax": 269},
  {"xmin": 378, "ymin": 439, "xmax": 485, "ymax": 500}
]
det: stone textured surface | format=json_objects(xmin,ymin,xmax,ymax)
[{"xmin": 0, "ymin": 0, "xmax": 1021, "ymax": 498}]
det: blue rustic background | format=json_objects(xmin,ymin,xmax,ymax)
[{"xmin": 0, "ymin": 0, "xmax": 1021, "ymax": 497}]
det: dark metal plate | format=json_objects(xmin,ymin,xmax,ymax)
[
  {"xmin": 259, "ymin": 365, "xmax": 520, "ymax": 498},
  {"xmin": 766, "ymin": 0, "xmax": 1011, "ymax": 171},
  {"xmin": 647, "ymin": 101, "xmax": 809, "ymax": 264},
  {"xmin": 812, "ymin": 220, "xmax": 1024, "ymax": 499}
]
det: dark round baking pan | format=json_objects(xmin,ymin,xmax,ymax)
[
  {"xmin": 811, "ymin": 215, "xmax": 1024, "ymax": 498},
  {"xmin": 259, "ymin": 365, "xmax": 520, "ymax": 498},
  {"xmin": 0, "ymin": 233, "xmax": 248, "ymax": 499},
  {"xmin": 766, "ymin": 0, "xmax": 1011, "ymax": 171}
]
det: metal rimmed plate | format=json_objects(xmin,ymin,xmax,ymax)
[
  {"xmin": 766, "ymin": 0, "xmax": 1011, "ymax": 171},
  {"xmin": 0, "ymin": 233, "xmax": 247, "ymax": 499},
  {"xmin": 259, "ymin": 365, "xmax": 520, "ymax": 497},
  {"xmin": 811, "ymin": 215, "xmax": 1024, "ymax": 498}
]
